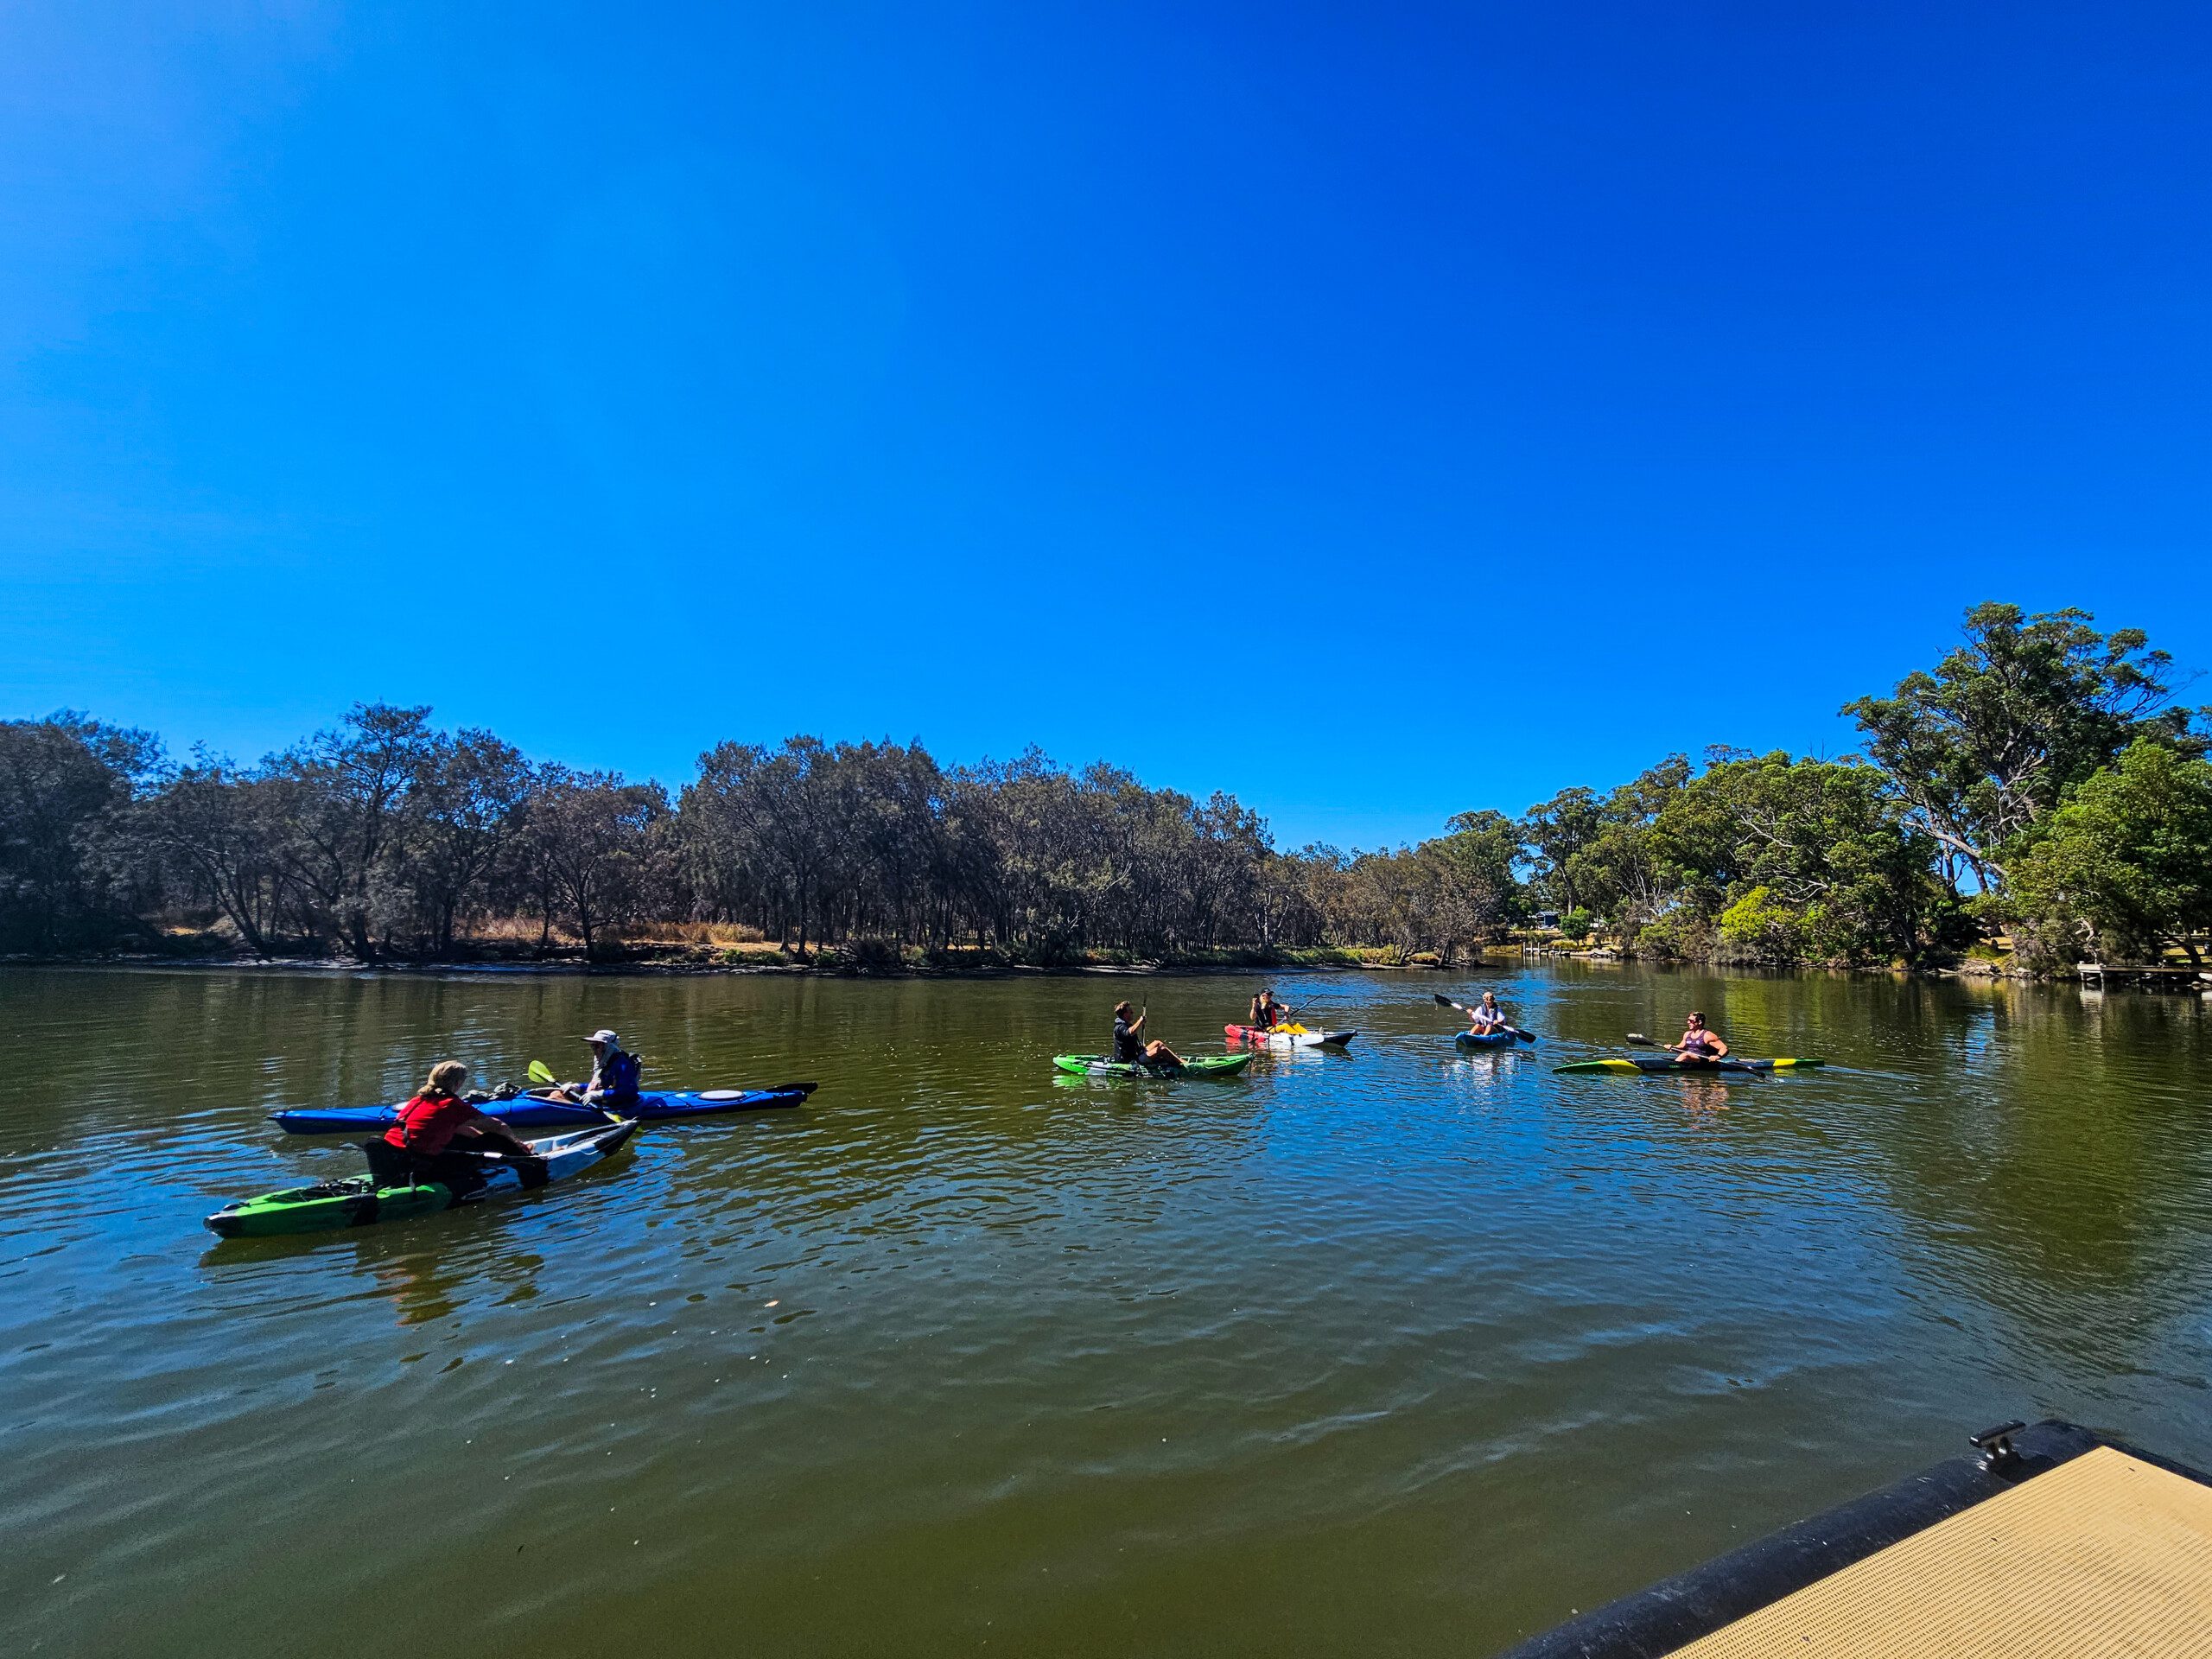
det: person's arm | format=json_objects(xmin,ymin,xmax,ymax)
[
  {"xmin": 484, "ymin": 1121, "xmax": 535, "ymax": 1154},
  {"xmin": 458, "ymin": 1105, "xmax": 532, "ymax": 1154},
  {"xmin": 1707, "ymin": 1034, "xmax": 1730, "ymax": 1057}
]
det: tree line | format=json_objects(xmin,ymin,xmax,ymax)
[{"xmin": 3, "ymin": 603, "xmax": 2206, "ymax": 970}]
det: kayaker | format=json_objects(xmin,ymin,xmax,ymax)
[
  {"xmin": 1112, "ymin": 1001, "xmax": 1183, "ymax": 1069},
  {"xmin": 364, "ymin": 1061, "xmax": 536, "ymax": 1193},
  {"xmin": 1249, "ymin": 988, "xmax": 1287, "ymax": 1030},
  {"xmin": 1668, "ymin": 1012, "xmax": 1731, "ymax": 1064},
  {"xmin": 1467, "ymin": 992, "xmax": 1512, "ymax": 1036},
  {"xmin": 553, "ymin": 1029, "xmax": 642, "ymax": 1113}
]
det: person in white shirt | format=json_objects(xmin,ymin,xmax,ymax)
[{"xmin": 1468, "ymin": 993, "xmax": 1512, "ymax": 1035}]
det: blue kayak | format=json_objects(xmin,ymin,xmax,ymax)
[
  {"xmin": 1453, "ymin": 1030, "xmax": 1518, "ymax": 1049},
  {"xmin": 271, "ymin": 1084, "xmax": 816, "ymax": 1135}
]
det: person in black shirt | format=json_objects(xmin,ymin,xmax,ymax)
[{"xmin": 1111, "ymin": 1001, "xmax": 1183, "ymax": 1068}]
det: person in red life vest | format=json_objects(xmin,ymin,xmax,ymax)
[{"xmin": 363, "ymin": 1060, "xmax": 534, "ymax": 1192}]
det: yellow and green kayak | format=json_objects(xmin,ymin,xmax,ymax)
[{"xmin": 1554, "ymin": 1055, "xmax": 1826, "ymax": 1075}]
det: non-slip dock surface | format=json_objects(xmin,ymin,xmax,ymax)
[{"xmin": 1668, "ymin": 1446, "xmax": 2212, "ymax": 1657}]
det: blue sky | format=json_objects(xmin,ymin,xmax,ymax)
[{"xmin": 3, "ymin": 2, "xmax": 2208, "ymax": 849}]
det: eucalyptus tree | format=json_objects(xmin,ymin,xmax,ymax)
[
  {"xmin": 1658, "ymin": 751, "xmax": 1950, "ymax": 965},
  {"xmin": 0, "ymin": 713, "xmax": 161, "ymax": 951},
  {"xmin": 259, "ymin": 702, "xmax": 439, "ymax": 957},
  {"xmin": 134, "ymin": 751, "xmax": 290, "ymax": 953},
  {"xmin": 524, "ymin": 766, "xmax": 667, "ymax": 961},
  {"xmin": 679, "ymin": 736, "xmax": 854, "ymax": 953},
  {"xmin": 1844, "ymin": 602, "xmax": 2209, "ymax": 894},
  {"xmin": 392, "ymin": 728, "xmax": 536, "ymax": 954},
  {"xmin": 2009, "ymin": 741, "xmax": 2212, "ymax": 966},
  {"xmin": 1520, "ymin": 785, "xmax": 1605, "ymax": 914}
]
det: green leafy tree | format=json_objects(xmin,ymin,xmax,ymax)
[
  {"xmin": 2009, "ymin": 741, "xmax": 2212, "ymax": 966},
  {"xmin": 1844, "ymin": 602, "xmax": 2207, "ymax": 894},
  {"xmin": 1522, "ymin": 786, "xmax": 1604, "ymax": 912},
  {"xmin": 1560, "ymin": 756, "xmax": 1694, "ymax": 939},
  {"xmin": 1716, "ymin": 885, "xmax": 1805, "ymax": 963},
  {"xmin": 1662, "ymin": 752, "xmax": 1955, "ymax": 965}
]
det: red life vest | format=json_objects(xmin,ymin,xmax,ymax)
[{"xmin": 383, "ymin": 1091, "xmax": 475, "ymax": 1154}]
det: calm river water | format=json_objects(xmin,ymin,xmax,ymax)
[{"xmin": 3, "ymin": 963, "xmax": 2209, "ymax": 1656}]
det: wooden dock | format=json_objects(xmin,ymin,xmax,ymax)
[{"xmin": 2077, "ymin": 962, "xmax": 2211, "ymax": 988}]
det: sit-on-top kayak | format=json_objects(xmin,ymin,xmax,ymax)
[
  {"xmin": 270, "ymin": 1083, "xmax": 816, "ymax": 1135},
  {"xmin": 1454, "ymin": 1030, "xmax": 1520, "ymax": 1049},
  {"xmin": 205, "ymin": 1120, "xmax": 637, "ymax": 1239},
  {"xmin": 1554, "ymin": 1055, "xmax": 1826, "ymax": 1075},
  {"xmin": 1052, "ymin": 1052, "xmax": 1254, "ymax": 1079},
  {"xmin": 1224, "ymin": 1024, "xmax": 1356, "ymax": 1048}
]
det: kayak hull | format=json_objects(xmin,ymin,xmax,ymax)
[
  {"xmin": 270, "ymin": 1084, "xmax": 815, "ymax": 1135},
  {"xmin": 1224, "ymin": 1025, "xmax": 1356, "ymax": 1048},
  {"xmin": 1554, "ymin": 1056, "xmax": 1826, "ymax": 1075},
  {"xmin": 1454, "ymin": 1030, "xmax": 1519, "ymax": 1049},
  {"xmin": 206, "ymin": 1121, "xmax": 638, "ymax": 1239},
  {"xmin": 1052, "ymin": 1052, "xmax": 1254, "ymax": 1079}
]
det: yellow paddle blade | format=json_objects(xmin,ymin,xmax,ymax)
[{"xmin": 527, "ymin": 1059, "xmax": 556, "ymax": 1084}]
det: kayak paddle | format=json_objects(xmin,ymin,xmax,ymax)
[
  {"xmin": 525, "ymin": 1057, "xmax": 617, "ymax": 1117},
  {"xmin": 1629, "ymin": 1033, "xmax": 1739, "ymax": 1060},
  {"xmin": 1432, "ymin": 993, "xmax": 1537, "ymax": 1045}
]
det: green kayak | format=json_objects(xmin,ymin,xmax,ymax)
[
  {"xmin": 1554, "ymin": 1056, "xmax": 1826, "ymax": 1075},
  {"xmin": 205, "ymin": 1121, "xmax": 637, "ymax": 1239},
  {"xmin": 1052, "ymin": 1052, "xmax": 1254, "ymax": 1079}
]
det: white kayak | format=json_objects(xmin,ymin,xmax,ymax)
[{"xmin": 1224, "ymin": 1024, "xmax": 1356, "ymax": 1049}]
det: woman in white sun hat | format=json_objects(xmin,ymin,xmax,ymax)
[{"xmin": 556, "ymin": 1028, "xmax": 642, "ymax": 1112}]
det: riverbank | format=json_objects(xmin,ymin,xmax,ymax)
[
  {"xmin": 3, "ymin": 937, "xmax": 1517, "ymax": 978},
  {"xmin": 11, "ymin": 935, "xmax": 2208, "ymax": 991}
]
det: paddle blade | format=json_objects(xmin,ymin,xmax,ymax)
[
  {"xmin": 528, "ymin": 1059, "xmax": 556, "ymax": 1083},
  {"xmin": 1513, "ymin": 1027, "xmax": 1539, "ymax": 1046},
  {"xmin": 1624, "ymin": 1033, "xmax": 1657, "ymax": 1047},
  {"xmin": 1433, "ymin": 993, "xmax": 1456, "ymax": 1007}
]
